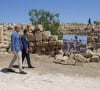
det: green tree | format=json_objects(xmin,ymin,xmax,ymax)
[{"xmin": 29, "ymin": 9, "xmax": 62, "ymax": 39}]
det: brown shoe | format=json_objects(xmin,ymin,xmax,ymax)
[{"xmin": 19, "ymin": 71, "xmax": 27, "ymax": 74}]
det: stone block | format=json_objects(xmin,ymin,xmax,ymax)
[
  {"xmin": 28, "ymin": 34, "xmax": 35, "ymax": 42},
  {"xmin": 42, "ymin": 31, "xmax": 51, "ymax": 41},
  {"xmin": 35, "ymin": 31, "xmax": 42, "ymax": 41},
  {"xmin": 49, "ymin": 35, "xmax": 58, "ymax": 41},
  {"xmin": 36, "ymin": 41, "xmax": 42, "ymax": 46}
]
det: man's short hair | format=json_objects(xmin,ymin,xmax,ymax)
[
  {"xmin": 15, "ymin": 26, "xmax": 18, "ymax": 30},
  {"xmin": 23, "ymin": 29, "xmax": 28, "ymax": 34},
  {"xmin": 15, "ymin": 25, "xmax": 20, "ymax": 30}
]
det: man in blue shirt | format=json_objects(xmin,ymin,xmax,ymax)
[
  {"xmin": 8, "ymin": 25, "xmax": 27, "ymax": 74},
  {"xmin": 21, "ymin": 30, "xmax": 33, "ymax": 68}
]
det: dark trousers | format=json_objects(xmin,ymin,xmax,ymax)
[{"xmin": 22, "ymin": 51, "xmax": 32, "ymax": 67}]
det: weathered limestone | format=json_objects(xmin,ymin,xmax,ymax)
[
  {"xmin": 42, "ymin": 42, "xmax": 48, "ymax": 47},
  {"xmin": 42, "ymin": 31, "xmax": 51, "ymax": 41},
  {"xmin": 85, "ymin": 49, "xmax": 94, "ymax": 58},
  {"xmin": 0, "ymin": 25, "xmax": 4, "ymax": 43},
  {"xmin": 27, "ymin": 25, "xmax": 63, "ymax": 56},
  {"xmin": 35, "ymin": 31, "xmax": 42, "ymax": 41},
  {"xmin": 36, "ymin": 24, "xmax": 43, "ymax": 31},
  {"xmin": 74, "ymin": 54, "xmax": 88, "ymax": 62},
  {"xmin": 54, "ymin": 54, "xmax": 64, "ymax": 62},
  {"xmin": 36, "ymin": 41, "xmax": 42, "ymax": 46},
  {"xmin": 54, "ymin": 54, "xmax": 75, "ymax": 65},
  {"xmin": 49, "ymin": 35, "xmax": 58, "ymax": 41},
  {"xmin": 90, "ymin": 55, "xmax": 100, "ymax": 62},
  {"xmin": 28, "ymin": 34, "xmax": 35, "ymax": 42},
  {"xmin": 58, "ymin": 49, "xmax": 64, "ymax": 55},
  {"xmin": 49, "ymin": 41, "xmax": 57, "ymax": 46}
]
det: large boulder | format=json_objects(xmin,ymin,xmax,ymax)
[
  {"xmin": 62, "ymin": 56, "xmax": 69, "ymax": 61},
  {"xmin": 90, "ymin": 55, "xmax": 100, "ymax": 62},
  {"xmin": 58, "ymin": 49, "xmax": 64, "ymax": 55},
  {"xmin": 95, "ymin": 43, "xmax": 100, "ymax": 49},
  {"xmin": 54, "ymin": 55, "xmax": 75, "ymax": 65},
  {"xmin": 84, "ymin": 49, "xmax": 94, "ymax": 58},
  {"xmin": 96, "ymin": 49, "xmax": 100, "ymax": 56},
  {"xmin": 54, "ymin": 54, "xmax": 63, "ymax": 62},
  {"xmin": 64, "ymin": 51, "xmax": 71, "ymax": 57},
  {"xmin": 69, "ymin": 53, "xmax": 75, "ymax": 59},
  {"xmin": 74, "ymin": 54, "xmax": 87, "ymax": 62},
  {"xmin": 61, "ymin": 56, "xmax": 75, "ymax": 65}
]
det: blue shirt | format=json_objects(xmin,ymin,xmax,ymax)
[{"xmin": 11, "ymin": 31, "xmax": 23, "ymax": 52}]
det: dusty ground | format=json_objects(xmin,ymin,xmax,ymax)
[{"xmin": 0, "ymin": 53, "xmax": 100, "ymax": 90}]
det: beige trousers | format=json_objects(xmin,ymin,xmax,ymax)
[{"xmin": 8, "ymin": 51, "xmax": 23, "ymax": 72}]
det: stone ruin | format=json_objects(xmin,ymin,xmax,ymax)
[
  {"xmin": 0, "ymin": 24, "xmax": 63, "ymax": 57},
  {"xmin": 28, "ymin": 25, "xmax": 63, "ymax": 57},
  {"xmin": 0, "ymin": 23, "xmax": 100, "ymax": 65}
]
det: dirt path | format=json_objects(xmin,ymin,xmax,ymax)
[
  {"xmin": 0, "ymin": 53, "xmax": 100, "ymax": 90},
  {"xmin": 0, "ymin": 71, "xmax": 100, "ymax": 90}
]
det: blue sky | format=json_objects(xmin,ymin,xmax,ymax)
[{"xmin": 0, "ymin": 0, "xmax": 100, "ymax": 24}]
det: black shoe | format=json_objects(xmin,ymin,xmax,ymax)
[
  {"xmin": 7, "ymin": 69, "xmax": 15, "ymax": 72},
  {"xmin": 22, "ymin": 66, "xmax": 24, "ymax": 69},
  {"xmin": 28, "ymin": 66, "xmax": 34, "ymax": 68},
  {"xmin": 19, "ymin": 71, "xmax": 27, "ymax": 74}
]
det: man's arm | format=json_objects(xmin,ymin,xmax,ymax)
[
  {"xmin": 11, "ymin": 34, "xmax": 16, "ymax": 52},
  {"xmin": 21, "ymin": 36, "xmax": 28, "ymax": 51}
]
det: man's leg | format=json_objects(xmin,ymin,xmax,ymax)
[
  {"xmin": 17, "ymin": 51, "xmax": 23, "ymax": 72},
  {"xmin": 26, "ymin": 53, "xmax": 32, "ymax": 67},
  {"xmin": 8, "ymin": 53, "xmax": 17, "ymax": 69},
  {"xmin": 16, "ymin": 51, "xmax": 27, "ymax": 74},
  {"xmin": 22, "ymin": 51, "xmax": 26, "ymax": 64}
]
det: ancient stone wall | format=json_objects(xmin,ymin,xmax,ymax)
[
  {"xmin": 0, "ymin": 23, "xmax": 100, "ymax": 54},
  {"xmin": 0, "ymin": 25, "xmax": 4, "ymax": 43},
  {"xmin": 28, "ymin": 25, "xmax": 63, "ymax": 57},
  {"xmin": 0, "ymin": 24, "xmax": 63, "ymax": 56}
]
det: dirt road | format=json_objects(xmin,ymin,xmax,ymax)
[{"xmin": 0, "ymin": 53, "xmax": 100, "ymax": 90}]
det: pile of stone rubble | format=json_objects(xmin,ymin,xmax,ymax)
[{"xmin": 54, "ymin": 49, "xmax": 100, "ymax": 65}]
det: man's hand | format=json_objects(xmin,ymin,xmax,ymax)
[{"xmin": 26, "ymin": 50, "xmax": 29, "ymax": 53}]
